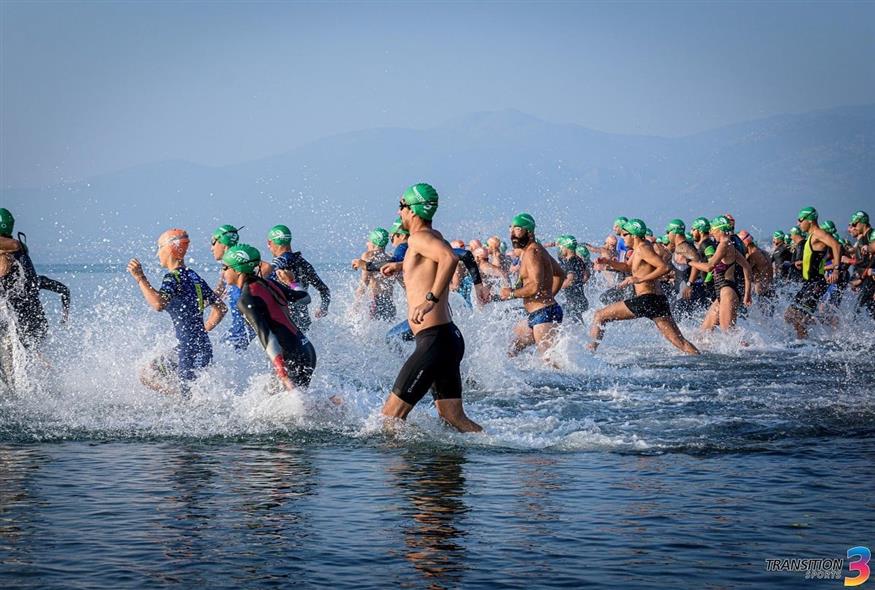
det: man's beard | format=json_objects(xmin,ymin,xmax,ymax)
[{"xmin": 511, "ymin": 233, "xmax": 530, "ymax": 249}]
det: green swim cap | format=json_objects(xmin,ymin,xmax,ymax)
[
  {"xmin": 773, "ymin": 230, "xmax": 786, "ymax": 240},
  {"xmin": 789, "ymin": 225, "xmax": 802, "ymax": 236},
  {"xmin": 850, "ymin": 210, "xmax": 869, "ymax": 225},
  {"xmin": 368, "ymin": 227, "xmax": 390, "ymax": 248},
  {"xmin": 666, "ymin": 218, "xmax": 685, "ymax": 235},
  {"xmin": 511, "ymin": 212, "xmax": 536, "ymax": 232},
  {"xmin": 0, "ymin": 208, "xmax": 14, "ymax": 237},
  {"xmin": 576, "ymin": 245, "xmax": 590, "ymax": 259},
  {"xmin": 401, "ymin": 183, "xmax": 439, "ymax": 221},
  {"xmin": 212, "ymin": 224, "xmax": 240, "ymax": 247},
  {"xmin": 267, "ymin": 224, "xmax": 292, "ymax": 245},
  {"xmin": 389, "ymin": 216, "xmax": 409, "ymax": 236},
  {"xmin": 222, "ymin": 243, "xmax": 261, "ymax": 274},
  {"xmin": 656, "ymin": 235, "xmax": 670, "ymax": 245},
  {"xmin": 622, "ymin": 218, "xmax": 647, "ymax": 238},
  {"xmin": 685, "ymin": 232, "xmax": 694, "ymax": 242},
  {"xmin": 691, "ymin": 217, "xmax": 710, "ymax": 233},
  {"xmin": 499, "ymin": 240, "xmax": 508, "ymax": 254},
  {"xmin": 868, "ymin": 228, "xmax": 875, "ymax": 243},
  {"xmin": 645, "ymin": 228, "xmax": 654, "ymax": 237},
  {"xmin": 798, "ymin": 206, "xmax": 818, "ymax": 222},
  {"xmin": 783, "ymin": 235, "xmax": 791, "ymax": 244},
  {"xmin": 819, "ymin": 220, "xmax": 836, "ymax": 233},
  {"xmin": 613, "ymin": 216, "xmax": 628, "ymax": 228},
  {"xmin": 556, "ymin": 234, "xmax": 577, "ymax": 251},
  {"xmin": 710, "ymin": 215, "xmax": 731, "ymax": 232}
]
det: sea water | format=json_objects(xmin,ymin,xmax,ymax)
[{"xmin": 1, "ymin": 264, "xmax": 873, "ymax": 588}]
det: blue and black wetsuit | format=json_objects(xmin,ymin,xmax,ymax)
[
  {"xmin": 237, "ymin": 276, "xmax": 316, "ymax": 388},
  {"xmin": 270, "ymin": 251, "xmax": 330, "ymax": 332},
  {"xmin": 221, "ymin": 282, "xmax": 255, "ymax": 350},
  {"xmin": 157, "ymin": 267, "xmax": 220, "ymax": 384}
]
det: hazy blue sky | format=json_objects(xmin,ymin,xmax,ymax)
[{"xmin": 2, "ymin": 1, "xmax": 874, "ymax": 187}]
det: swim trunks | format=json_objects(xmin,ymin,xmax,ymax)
[
  {"xmin": 527, "ymin": 302, "xmax": 564, "ymax": 328},
  {"xmin": 624, "ymin": 293, "xmax": 671, "ymax": 320},
  {"xmin": 392, "ymin": 322, "xmax": 465, "ymax": 406}
]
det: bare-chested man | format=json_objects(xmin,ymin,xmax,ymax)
[
  {"xmin": 380, "ymin": 183, "xmax": 482, "ymax": 432},
  {"xmin": 588, "ymin": 219, "xmax": 699, "ymax": 354},
  {"xmin": 498, "ymin": 213, "xmax": 565, "ymax": 362},
  {"xmin": 737, "ymin": 230, "xmax": 776, "ymax": 314}
]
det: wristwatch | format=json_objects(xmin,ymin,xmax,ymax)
[{"xmin": 425, "ymin": 291, "xmax": 439, "ymax": 303}]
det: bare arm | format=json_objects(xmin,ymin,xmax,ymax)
[
  {"xmin": 127, "ymin": 259, "xmax": 167, "ymax": 311},
  {"xmin": 0, "ymin": 236, "xmax": 21, "ymax": 252},
  {"xmin": 549, "ymin": 254, "xmax": 565, "ymax": 296},
  {"xmin": 634, "ymin": 244, "xmax": 670, "ymax": 283},
  {"xmin": 736, "ymin": 249, "xmax": 753, "ymax": 305},
  {"xmin": 689, "ymin": 239, "xmax": 728, "ymax": 272}
]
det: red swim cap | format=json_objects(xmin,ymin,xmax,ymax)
[{"xmin": 157, "ymin": 229, "xmax": 190, "ymax": 258}]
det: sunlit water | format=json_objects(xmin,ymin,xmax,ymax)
[{"xmin": 1, "ymin": 264, "xmax": 873, "ymax": 588}]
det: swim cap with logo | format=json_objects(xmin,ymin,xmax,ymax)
[
  {"xmin": 576, "ymin": 245, "xmax": 590, "ymax": 259},
  {"xmin": 556, "ymin": 234, "xmax": 577, "ymax": 251},
  {"xmin": 222, "ymin": 244, "xmax": 261, "ymax": 274},
  {"xmin": 773, "ymin": 230, "xmax": 786, "ymax": 240},
  {"xmin": 389, "ymin": 217, "xmax": 409, "ymax": 236},
  {"xmin": 691, "ymin": 217, "xmax": 710, "ymax": 233},
  {"xmin": 666, "ymin": 219, "xmax": 686, "ymax": 235},
  {"xmin": 401, "ymin": 183, "xmax": 439, "ymax": 221},
  {"xmin": 368, "ymin": 227, "xmax": 390, "ymax": 248},
  {"xmin": 267, "ymin": 225, "xmax": 292, "ymax": 245},
  {"xmin": 613, "ymin": 216, "xmax": 628, "ymax": 228},
  {"xmin": 511, "ymin": 213, "xmax": 536, "ymax": 232},
  {"xmin": 622, "ymin": 218, "xmax": 647, "ymax": 238},
  {"xmin": 798, "ymin": 206, "xmax": 818, "ymax": 222},
  {"xmin": 212, "ymin": 224, "xmax": 240, "ymax": 247},
  {"xmin": 0, "ymin": 208, "xmax": 14, "ymax": 237},
  {"xmin": 157, "ymin": 229, "xmax": 190, "ymax": 259},
  {"xmin": 710, "ymin": 215, "xmax": 731, "ymax": 232},
  {"xmin": 819, "ymin": 220, "xmax": 836, "ymax": 234},
  {"xmin": 850, "ymin": 210, "xmax": 869, "ymax": 225}
]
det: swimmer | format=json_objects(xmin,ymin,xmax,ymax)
[
  {"xmin": 210, "ymin": 224, "xmax": 255, "ymax": 350},
  {"xmin": 555, "ymin": 234, "xmax": 590, "ymax": 323},
  {"xmin": 354, "ymin": 228, "xmax": 396, "ymax": 321}
]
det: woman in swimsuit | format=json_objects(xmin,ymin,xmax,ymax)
[{"xmin": 689, "ymin": 215, "xmax": 753, "ymax": 332}]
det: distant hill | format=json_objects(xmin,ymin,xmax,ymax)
[{"xmin": 5, "ymin": 104, "xmax": 873, "ymax": 263}]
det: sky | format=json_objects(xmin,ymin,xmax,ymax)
[{"xmin": 1, "ymin": 0, "xmax": 874, "ymax": 188}]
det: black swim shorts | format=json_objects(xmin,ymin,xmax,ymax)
[
  {"xmin": 624, "ymin": 293, "xmax": 672, "ymax": 320},
  {"xmin": 791, "ymin": 277, "xmax": 828, "ymax": 316},
  {"xmin": 392, "ymin": 322, "xmax": 465, "ymax": 406}
]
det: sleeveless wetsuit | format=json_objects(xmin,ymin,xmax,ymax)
[{"xmin": 237, "ymin": 277, "xmax": 317, "ymax": 388}]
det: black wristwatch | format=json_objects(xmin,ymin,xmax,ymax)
[{"xmin": 425, "ymin": 291, "xmax": 439, "ymax": 303}]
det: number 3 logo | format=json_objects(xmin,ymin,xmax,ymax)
[{"xmin": 845, "ymin": 546, "xmax": 871, "ymax": 587}]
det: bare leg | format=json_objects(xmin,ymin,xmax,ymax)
[
  {"xmin": 532, "ymin": 321, "xmax": 561, "ymax": 365},
  {"xmin": 718, "ymin": 288, "xmax": 739, "ymax": 332},
  {"xmin": 653, "ymin": 316, "xmax": 700, "ymax": 354},
  {"xmin": 587, "ymin": 301, "xmax": 636, "ymax": 351},
  {"xmin": 381, "ymin": 391, "xmax": 414, "ymax": 420},
  {"xmin": 700, "ymin": 300, "xmax": 719, "ymax": 332},
  {"xmin": 784, "ymin": 306, "xmax": 809, "ymax": 339},
  {"xmin": 509, "ymin": 319, "xmax": 535, "ymax": 357},
  {"xmin": 435, "ymin": 398, "xmax": 483, "ymax": 433},
  {"xmin": 139, "ymin": 360, "xmax": 180, "ymax": 396}
]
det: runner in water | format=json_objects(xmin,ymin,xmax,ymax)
[
  {"xmin": 264, "ymin": 224, "xmax": 330, "ymax": 332},
  {"xmin": 664, "ymin": 219, "xmax": 702, "ymax": 319},
  {"xmin": 788, "ymin": 225, "xmax": 806, "ymax": 282},
  {"xmin": 851, "ymin": 228, "xmax": 875, "ymax": 319},
  {"xmin": 555, "ymin": 234, "xmax": 590, "ymax": 323},
  {"xmin": 737, "ymin": 230, "xmax": 776, "ymax": 314},
  {"xmin": 589, "ymin": 219, "xmax": 699, "ymax": 354},
  {"xmin": 688, "ymin": 216, "xmax": 752, "ymax": 332},
  {"xmin": 771, "ymin": 231, "xmax": 793, "ymax": 282},
  {"xmin": 127, "ymin": 229, "xmax": 227, "ymax": 396},
  {"xmin": 210, "ymin": 224, "xmax": 255, "ymax": 350},
  {"xmin": 222, "ymin": 244, "xmax": 317, "ymax": 391},
  {"xmin": 380, "ymin": 183, "xmax": 482, "ymax": 432},
  {"xmin": 784, "ymin": 206, "xmax": 843, "ymax": 339},
  {"xmin": 0, "ymin": 208, "xmax": 66, "ymax": 349},
  {"xmin": 354, "ymin": 227, "xmax": 396, "ymax": 321},
  {"xmin": 498, "ymin": 213, "xmax": 565, "ymax": 363}
]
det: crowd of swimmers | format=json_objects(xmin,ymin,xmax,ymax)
[{"xmin": 0, "ymin": 195, "xmax": 873, "ymax": 432}]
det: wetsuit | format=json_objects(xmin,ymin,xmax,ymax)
[
  {"xmin": 0, "ymin": 240, "xmax": 48, "ymax": 348},
  {"xmin": 791, "ymin": 235, "xmax": 829, "ymax": 316},
  {"xmin": 156, "ymin": 266, "xmax": 220, "ymax": 388},
  {"xmin": 392, "ymin": 322, "xmax": 465, "ymax": 406},
  {"xmin": 270, "ymin": 251, "xmax": 330, "ymax": 333},
  {"xmin": 695, "ymin": 238, "xmax": 718, "ymax": 305},
  {"xmin": 788, "ymin": 243, "xmax": 804, "ymax": 282},
  {"xmin": 366, "ymin": 251, "xmax": 396, "ymax": 321},
  {"xmin": 237, "ymin": 277, "xmax": 317, "ymax": 388},
  {"xmin": 771, "ymin": 244, "xmax": 792, "ymax": 281},
  {"xmin": 38, "ymin": 276, "xmax": 70, "ymax": 318},
  {"xmin": 855, "ymin": 254, "xmax": 875, "ymax": 319},
  {"xmin": 559, "ymin": 255, "xmax": 589, "ymax": 322},
  {"xmin": 221, "ymin": 282, "xmax": 255, "ymax": 350}
]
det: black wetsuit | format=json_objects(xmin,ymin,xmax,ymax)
[
  {"xmin": 856, "ymin": 254, "xmax": 875, "ymax": 319},
  {"xmin": 771, "ymin": 244, "xmax": 792, "ymax": 281},
  {"xmin": 367, "ymin": 251, "xmax": 396, "ymax": 321},
  {"xmin": 270, "ymin": 251, "xmax": 330, "ymax": 333},
  {"xmin": 0, "ymin": 241, "xmax": 48, "ymax": 348},
  {"xmin": 559, "ymin": 255, "xmax": 589, "ymax": 321},
  {"xmin": 237, "ymin": 277, "xmax": 316, "ymax": 388}
]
